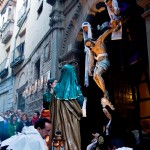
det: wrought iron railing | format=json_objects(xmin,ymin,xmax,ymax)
[
  {"xmin": 1, "ymin": 19, "xmax": 14, "ymax": 44},
  {"xmin": 0, "ymin": 58, "xmax": 9, "ymax": 78},
  {"xmin": 10, "ymin": 42, "xmax": 25, "ymax": 68}
]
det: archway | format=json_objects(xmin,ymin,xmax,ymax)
[
  {"xmin": 75, "ymin": 0, "xmax": 148, "ymax": 149},
  {"xmin": 17, "ymin": 72, "xmax": 27, "ymax": 112}
]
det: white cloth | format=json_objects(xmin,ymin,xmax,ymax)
[
  {"xmin": 86, "ymin": 139, "xmax": 97, "ymax": 150},
  {"xmin": 82, "ymin": 97, "xmax": 87, "ymax": 117},
  {"xmin": 106, "ymin": 119, "xmax": 111, "ymax": 135},
  {"xmin": 131, "ymin": 130, "xmax": 140, "ymax": 145},
  {"xmin": 1, "ymin": 126, "xmax": 48, "ymax": 150},
  {"xmin": 82, "ymin": 22, "xmax": 93, "ymax": 87},
  {"xmin": 116, "ymin": 147, "xmax": 133, "ymax": 150},
  {"xmin": 95, "ymin": 53, "xmax": 108, "ymax": 61},
  {"xmin": 105, "ymin": 0, "xmax": 122, "ymax": 40},
  {"xmin": 0, "ymin": 116, "xmax": 4, "ymax": 121},
  {"xmin": 106, "ymin": 0, "xmax": 119, "ymax": 21},
  {"xmin": 111, "ymin": 22, "xmax": 122, "ymax": 40},
  {"xmin": 84, "ymin": 47, "xmax": 90, "ymax": 87}
]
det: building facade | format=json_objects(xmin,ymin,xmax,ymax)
[
  {"xmin": 0, "ymin": 0, "xmax": 16, "ymax": 112},
  {"xmin": 0, "ymin": 0, "xmax": 53, "ymax": 114}
]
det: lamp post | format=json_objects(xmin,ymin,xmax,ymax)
[{"xmin": 52, "ymin": 130, "xmax": 65, "ymax": 150}]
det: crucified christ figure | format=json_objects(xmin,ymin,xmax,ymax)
[{"xmin": 85, "ymin": 26, "xmax": 115, "ymax": 99}]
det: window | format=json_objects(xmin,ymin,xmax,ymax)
[
  {"xmin": 37, "ymin": 1, "xmax": 43, "ymax": 17},
  {"xmin": 8, "ymin": 7, "xmax": 12, "ymax": 19},
  {"xmin": 23, "ymin": 0, "xmax": 28, "ymax": 7},
  {"xmin": 2, "ymin": 17, "xmax": 5, "ymax": 25},
  {"xmin": 44, "ymin": 42, "xmax": 50, "ymax": 62},
  {"xmin": 17, "ymin": 92, "xmax": 25, "ymax": 112},
  {"xmin": 17, "ymin": 82, "xmax": 28, "ymax": 112},
  {"xmin": 17, "ymin": 42, "xmax": 25, "ymax": 55},
  {"xmin": 0, "ymin": 92, "xmax": 8, "ymax": 112},
  {"xmin": 35, "ymin": 59, "xmax": 40, "ymax": 80}
]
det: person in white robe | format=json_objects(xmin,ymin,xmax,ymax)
[{"xmin": 1, "ymin": 118, "xmax": 52, "ymax": 150}]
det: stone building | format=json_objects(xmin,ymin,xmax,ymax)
[
  {"xmin": 0, "ymin": 0, "xmax": 53, "ymax": 114},
  {"xmin": 0, "ymin": 0, "xmax": 150, "ymax": 148},
  {"xmin": 0, "ymin": 0, "xmax": 17, "ymax": 112}
]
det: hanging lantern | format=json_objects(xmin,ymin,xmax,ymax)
[{"xmin": 52, "ymin": 130, "xmax": 65, "ymax": 150}]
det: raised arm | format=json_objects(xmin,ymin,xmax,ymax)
[{"xmin": 96, "ymin": 27, "xmax": 114, "ymax": 43}]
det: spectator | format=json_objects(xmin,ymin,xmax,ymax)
[
  {"xmin": 43, "ymin": 78, "xmax": 58, "ymax": 110},
  {"xmin": 31, "ymin": 111, "xmax": 40, "ymax": 125},
  {"xmin": 0, "ymin": 114, "xmax": 4, "ymax": 141},
  {"xmin": 16, "ymin": 113, "xmax": 31, "ymax": 133},
  {"xmin": 41, "ymin": 78, "xmax": 57, "ymax": 120},
  {"xmin": 7, "ymin": 114, "xmax": 19, "ymax": 138},
  {"xmin": 0, "ymin": 113, "xmax": 9, "ymax": 141},
  {"xmin": 15, "ymin": 109, "xmax": 22, "ymax": 122},
  {"xmin": 4, "ymin": 110, "xmax": 11, "ymax": 123}
]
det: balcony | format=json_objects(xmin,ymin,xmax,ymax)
[
  {"xmin": 10, "ymin": 42, "xmax": 25, "ymax": 68},
  {"xmin": 0, "ymin": 0, "xmax": 16, "ymax": 9},
  {"xmin": 0, "ymin": 58, "xmax": 9, "ymax": 78},
  {"xmin": 1, "ymin": 19, "xmax": 14, "ymax": 44},
  {"xmin": 17, "ymin": 0, "xmax": 28, "ymax": 27}
]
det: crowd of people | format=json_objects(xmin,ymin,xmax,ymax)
[
  {"xmin": 0, "ymin": 109, "xmax": 40, "ymax": 142},
  {"xmin": 0, "ymin": 63, "xmax": 143, "ymax": 150}
]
